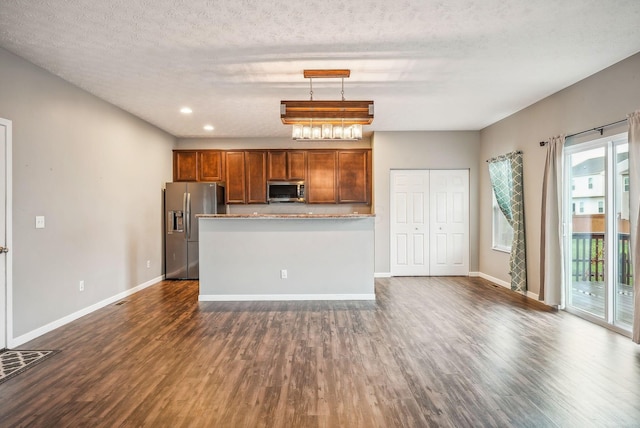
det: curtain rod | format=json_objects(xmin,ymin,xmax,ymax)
[
  {"xmin": 485, "ymin": 150, "xmax": 522, "ymax": 163},
  {"xmin": 539, "ymin": 118, "xmax": 628, "ymax": 146}
]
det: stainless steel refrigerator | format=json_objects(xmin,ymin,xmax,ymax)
[{"xmin": 165, "ymin": 182, "xmax": 225, "ymax": 279}]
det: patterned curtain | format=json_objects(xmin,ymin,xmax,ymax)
[{"xmin": 488, "ymin": 151, "xmax": 527, "ymax": 292}]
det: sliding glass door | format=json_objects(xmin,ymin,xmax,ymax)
[{"xmin": 564, "ymin": 133, "xmax": 632, "ymax": 333}]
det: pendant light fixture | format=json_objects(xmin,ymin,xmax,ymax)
[{"xmin": 280, "ymin": 69, "xmax": 373, "ymax": 140}]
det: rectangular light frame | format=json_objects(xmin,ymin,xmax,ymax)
[{"xmin": 280, "ymin": 100, "xmax": 374, "ymax": 125}]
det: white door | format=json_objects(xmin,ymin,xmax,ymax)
[
  {"xmin": 390, "ymin": 170, "xmax": 430, "ymax": 276},
  {"xmin": 429, "ymin": 170, "xmax": 469, "ymax": 276},
  {"xmin": 0, "ymin": 118, "xmax": 9, "ymax": 349}
]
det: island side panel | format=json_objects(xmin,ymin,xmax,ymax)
[{"xmin": 198, "ymin": 217, "xmax": 375, "ymax": 300}]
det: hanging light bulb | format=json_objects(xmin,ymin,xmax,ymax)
[
  {"xmin": 322, "ymin": 124, "xmax": 333, "ymax": 139},
  {"xmin": 292, "ymin": 125, "xmax": 303, "ymax": 139},
  {"xmin": 352, "ymin": 124, "xmax": 363, "ymax": 139}
]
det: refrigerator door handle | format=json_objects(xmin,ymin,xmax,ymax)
[
  {"xmin": 183, "ymin": 192, "xmax": 188, "ymax": 240},
  {"xmin": 186, "ymin": 192, "xmax": 192, "ymax": 240}
]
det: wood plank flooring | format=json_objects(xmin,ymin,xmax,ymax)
[{"xmin": 1, "ymin": 276, "xmax": 640, "ymax": 427}]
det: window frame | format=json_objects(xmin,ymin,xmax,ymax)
[{"xmin": 491, "ymin": 192, "xmax": 513, "ymax": 253}]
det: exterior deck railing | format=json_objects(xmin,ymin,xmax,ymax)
[{"xmin": 571, "ymin": 232, "xmax": 633, "ymax": 286}]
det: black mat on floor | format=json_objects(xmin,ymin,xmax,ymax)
[{"xmin": 0, "ymin": 350, "xmax": 59, "ymax": 385}]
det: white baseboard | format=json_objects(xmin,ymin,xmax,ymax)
[
  {"xmin": 374, "ymin": 272, "xmax": 392, "ymax": 278},
  {"xmin": 378, "ymin": 272, "xmax": 480, "ymax": 278},
  {"xmin": 478, "ymin": 272, "xmax": 540, "ymax": 300},
  {"xmin": 9, "ymin": 275, "xmax": 164, "ymax": 348},
  {"xmin": 199, "ymin": 293, "xmax": 376, "ymax": 302}
]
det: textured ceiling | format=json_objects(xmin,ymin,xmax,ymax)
[{"xmin": 0, "ymin": 1, "xmax": 639, "ymax": 138}]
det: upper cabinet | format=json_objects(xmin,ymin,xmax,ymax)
[
  {"xmin": 224, "ymin": 151, "xmax": 267, "ymax": 204},
  {"xmin": 174, "ymin": 148, "xmax": 371, "ymax": 206},
  {"xmin": 225, "ymin": 151, "xmax": 246, "ymax": 204},
  {"xmin": 173, "ymin": 151, "xmax": 198, "ymax": 181},
  {"xmin": 306, "ymin": 151, "xmax": 337, "ymax": 204},
  {"xmin": 245, "ymin": 151, "xmax": 267, "ymax": 204},
  {"xmin": 199, "ymin": 150, "xmax": 224, "ymax": 182},
  {"xmin": 173, "ymin": 150, "xmax": 224, "ymax": 182},
  {"xmin": 337, "ymin": 150, "xmax": 371, "ymax": 204},
  {"xmin": 267, "ymin": 150, "xmax": 306, "ymax": 181}
]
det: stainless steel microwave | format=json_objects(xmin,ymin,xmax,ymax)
[{"xmin": 267, "ymin": 181, "xmax": 305, "ymax": 203}]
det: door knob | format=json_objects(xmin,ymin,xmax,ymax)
[{"xmin": 0, "ymin": 246, "xmax": 8, "ymax": 254}]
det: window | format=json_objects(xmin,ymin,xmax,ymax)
[
  {"xmin": 624, "ymin": 176, "xmax": 630, "ymax": 192},
  {"xmin": 588, "ymin": 177, "xmax": 593, "ymax": 189},
  {"xmin": 572, "ymin": 180, "xmax": 575, "ymax": 190},
  {"xmin": 492, "ymin": 193, "xmax": 513, "ymax": 252},
  {"xmin": 579, "ymin": 201, "xmax": 585, "ymax": 213},
  {"xmin": 598, "ymin": 200, "xmax": 604, "ymax": 213}
]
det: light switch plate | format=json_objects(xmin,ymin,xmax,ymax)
[{"xmin": 35, "ymin": 215, "xmax": 45, "ymax": 229}]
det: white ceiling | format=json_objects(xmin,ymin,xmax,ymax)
[{"xmin": 1, "ymin": 1, "xmax": 639, "ymax": 138}]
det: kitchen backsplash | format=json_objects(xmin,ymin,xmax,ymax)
[{"xmin": 228, "ymin": 203, "xmax": 372, "ymax": 215}]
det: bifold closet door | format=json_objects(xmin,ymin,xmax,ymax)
[
  {"xmin": 429, "ymin": 169, "xmax": 469, "ymax": 276},
  {"xmin": 390, "ymin": 170, "xmax": 430, "ymax": 276},
  {"xmin": 391, "ymin": 169, "xmax": 469, "ymax": 277}
]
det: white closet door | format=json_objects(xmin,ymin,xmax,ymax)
[
  {"xmin": 390, "ymin": 170, "xmax": 430, "ymax": 276},
  {"xmin": 429, "ymin": 169, "xmax": 469, "ymax": 276}
]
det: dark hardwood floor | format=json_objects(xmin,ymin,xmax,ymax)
[{"xmin": 1, "ymin": 276, "xmax": 640, "ymax": 427}]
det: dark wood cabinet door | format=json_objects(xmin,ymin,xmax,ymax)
[
  {"xmin": 338, "ymin": 150, "xmax": 369, "ymax": 203},
  {"xmin": 225, "ymin": 151, "xmax": 246, "ymax": 204},
  {"xmin": 246, "ymin": 151, "xmax": 267, "ymax": 204},
  {"xmin": 199, "ymin": 151, "xmax": 224, "ymax": 182},
  {"xmin": 287, "ymin": 151, "xmax": 306, "ymax": 180},
  {"xmin": 173, "ymin": 151, "xmax": 198, "ymax": 181},
  {"xmin": 267, "ymin": 151, "xmax": 287, "ymax": 181},
  {"xmin": 268, "ymin": 150, "xmax": 306, "ymax": 181},
  {"xmin": 307, "ymin": 151, "xmax": 337, "ymax": 204}
]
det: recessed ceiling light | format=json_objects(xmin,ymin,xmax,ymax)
[
  {"xmin": 180, "ymin": 107, "xmax": 193, "ymax": 114},
  {"xmin": 203, "ymin": 125, "xmax": 214, "ymax": 131}
]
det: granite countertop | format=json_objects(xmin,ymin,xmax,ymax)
[{"xmin": 197, "ymin": 213, "xmax": 375, "ymax": 219}]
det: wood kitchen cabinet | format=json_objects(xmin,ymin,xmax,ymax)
[
  {"xmin": 173, "ymin": 150, "xmax": 224, "ymax": 182},
  {"xmin": 199, "ymin": 150, "xmax": 224, "ymax": 182},
  {"xmin": 224, "ymin": 150, "xmax": 267, "ymax": 204},
  {"xmin": 175, "ymin": 148, "xmax": 371, "ymax": 206},
  {"xmin": 267, "ymin": 150, "xmax": 306, "ymax": 181},
  {"xmin": 225, "ymin": 151, "xmax": 246, "ymax": 203},
  {"xmin": 173, "ymin": 151, "xmax": 198, "ymax": 181},
  {"xmin": 337, "ymin": 150, "xmax": 371, "ymax": 204},
  {"xmin": 245, "ymin": 151, "xmax": 267, "ymax": 203},
  {"xmin": 306, "ymin": 151, "xmax": 337, "ymax": 204}
]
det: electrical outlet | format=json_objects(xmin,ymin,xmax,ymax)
[
  {"xmin": 146, "ymin": 260, "xmax": 151, "ymax": 268},
  {"xmin": 35, "ymin": 216, "xmax": 45, "ymax": 229},
  {"xmin": 79, "ymin": 280, "xmax": 85, "ymax": 292},
  {"xmin": 280, "ymin": 269, "xmax": 287, "ymax": 279}
]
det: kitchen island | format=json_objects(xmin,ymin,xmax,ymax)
[{"xmin": 197, "ymin": 214, "xmax": 375, "ymax": 301}]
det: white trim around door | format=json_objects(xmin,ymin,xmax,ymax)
[{"xmin": 0, "ymin": 118, "xmax": 12, "ymax": 349}]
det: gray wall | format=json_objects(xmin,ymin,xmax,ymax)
[
  {"xmin": 176, "ymin": 137, "xmax": 371, "ymax": 150},
  {"xmin": 0, "ymin": 47, "xmax": 175, "ymax": 338},
  {"xmin": 199, "ymin": 217, "xmax": 375, "ymax": 298},
  {"xmin": 479, "ymin": 52, "xmax": 640, "ymax": 297},
  {"xmin": 372, "ymin": 131, "xmax": 481, "ymax": 274}
]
